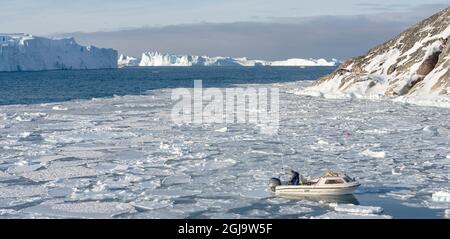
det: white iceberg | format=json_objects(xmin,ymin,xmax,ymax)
[
  {"xmin": 120, "ymin": 51, "xmax": 337, "ymax": 67},
  {"xmin": 0, "ymin": 33, "xmax": 118, "ymax": 72},
  {"xmin": 118, "ymin": 54, "xmax": 140, "ymax": 68}
]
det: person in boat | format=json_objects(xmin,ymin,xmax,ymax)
[{"xmin": 289, "ymin": 170, "xmax": 300, "ymax": 185}]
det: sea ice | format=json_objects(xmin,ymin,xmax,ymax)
[
  {"xmin": 131, "ymin": 200, "xmax": 172, "ymax": 210},
  {"xmin": 312, "ymin": 212, "xmax": 392, "ymax": 219},
  {"xmin": 0, "ymin": 186, "xmax": 48, "ymax": 198},
  {"xmin": 278, "ymin": 204, "xmax": 313, "ymax": 215},
  {"xmin": 0, "ymin": 80, "xmax": 449, "ymax": 218},
  {"xmin": 23, "ymin": 201, "xmax": 134, "ymax": 218},
  {"xmin": 0, "ymin": 171, "xmax": 11, "ymax": 178},
  {"xmin": 161, "ymin": 175, "xmax": 192, "ymax": 186},
  {"xmin": 432, "ymin": 191, "xmax": 450, "ymax": 202},
  {"xmin": 239, "ymin": 189, "xmax": 271, "ymax": 199},
  {"xmin": 215, "ymin": 127, "xmax": 228, "ymax": 133},
  {"xmin": 20, "ymin": 166, "xmax": 98, "ymax": 182},
  {"xmin": 329, "ymin": 203, "xmax": 384, "ymax": 215},
  {"xmin": 148, "ymin": 189, "xmax": 202, "ymax": 198},
  {"xmin": 52, "ymin": 105, "xmax": 68, "ymax": 111},
  {"xmin": 361, "ymin": 149, "xmax": 386, "ymax": 159}
]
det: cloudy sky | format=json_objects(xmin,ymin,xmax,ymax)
[{"xmin": 2, "ymin": 0, "xmax": 449, "ymax": 60}]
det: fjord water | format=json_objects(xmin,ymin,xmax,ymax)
[
  {"xmin": 0, "ymin": 67, "xmax": 449, "ymax": 218},
  {"xmin": 0, "ymin": 67, "xmax": 334, "ymax": 105}
]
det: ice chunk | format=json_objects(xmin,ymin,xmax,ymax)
[
  {"xmin": 0, "ymin": 209, "xmax": 19, "ymax": 216},
  {"xmin": 445, "ymin": 209, "xmax": 450, "ymax": 219},
  {"xmin": 161, "ymin": 175, "xmax": 191, "ymax": 186},
  {"xmin": 279, "ymin": 204, "xmax": 313, "ymax": 215},
  {"xmin": 6, "ymin": 164, "xmax": 43, "ymax": 174},
  {"xmin": 446, "ymin": 154, "xmax": 450, "ymax": 160},
  {"xmin": 202, "ymin": 158, "xmax": 236, "ymax": 170},
  {"xmin": 0, "ymin": 171, "xmax": 11, "ymax": 178},
  {"xmin": 0, "ymin": 186, "xmax": 47, "ymax": 198},
  {"xmin": 202, "ymin": 212, "xmax": 243, "ymax": 219},
  {"xmin": 131, "ymin": 208, "xmax": 190, "ymax": 219},
  {"xmin": 312, "ymin": 212, "xmax": 392, "ymax": 219},
  {"xmin": 432, "ymin": 191, "xmax": 450, "ymax": 202},
  {"xmin": 361, "ymin": 149, "xmax": 386, "ymax": 158},
  {"xmin": 329, "ymin": 203, "xmax": 384, "ymax": 214},
  {"xmin": 131, "ymin": 200, "xmax": 172, "ymax": 210},
  {"xmin": 148, "ymin": 189, "xmax": 201, "ymax": 198},
  {"xmin": 246, "ymin": 209, "xmax": 271, "ymax": 217},
  {"xmin": 317, "ymin": 139, "xmax": 329, "ymax": 145},
  {"xmin": 386, "ymin": 190, "xmax": 416, "ymax": 200},
  {"xmin": 52, "ymin": 105, "xmax": 68, "ymax": 111},
  {"xmin": 215, "ymin": 127, "xmax": 228, "ymax": 133},
  {"xmin": 20, "ymin": 166, "xmax": 98, "ymax": 182},
  {"xmin": 23, "ymin": 201, "xmax": 134, "ymax": 218},
  {"xmin": 239, "ymin": 189, "xmax": 271, "ymax": 199},
  {"xmin": 422, "ymin": 126, "xmax": 439, "ymax": 135},
  {"xmin": 48, "ymin": 188, "xmax": 73, "ymax": 198}
]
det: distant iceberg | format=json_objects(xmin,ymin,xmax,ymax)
[
  {"xmin": 119, "ymin": 51, "xmax": 337, "ymax": 67},
  {"xmin": 118, "ymin": 54, "xmax": 140, "ymax": 68},
  {"xmin": 0, "ymin": 33, "xmax": 118, "ymax": 72}
]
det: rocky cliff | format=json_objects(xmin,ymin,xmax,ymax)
[{"xmin": 303, "ymin": 6, "xmax": 450, "ymax": 107}]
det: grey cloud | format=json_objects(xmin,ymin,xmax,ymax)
[{"xmin": 54, "ymin": 4, "xmax": 449, "ymax": 61}]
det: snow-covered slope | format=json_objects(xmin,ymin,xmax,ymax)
[
  {"xmin": 302, "ymin": 6, "xmax": 450, "ymax": 107},
  {"xmin": 0, "ymin": 34, "xmax": 118, "ymax": 72},
  {"xmin": 119, "ymin": 51, "xmax": 337, "ymax": 67}
]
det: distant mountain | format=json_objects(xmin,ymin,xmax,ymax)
[
  {"xmin": 302, "ymin": 6, "xmax": 450, "ymax": 107},
  {"xmin": 0, "ymin": 34, "xmax": 117, "ymax": 72},
  {"xmin": 119, "ymin": 51, "xmax": 338, "ymax": 67}
]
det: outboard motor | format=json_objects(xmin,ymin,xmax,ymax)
[{"xmin": 269, "ymin": 177, "xmax": 281, "ymax": 192}]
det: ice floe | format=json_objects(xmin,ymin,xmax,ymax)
[
  {"xmin": 23, "ymin": 201, "xmax": 134, "ymax": 218},
  {"xmin": 0, "ymin": 186, "xmax": 48, "ymax": 198},
  {"xmin": 329, "ymin": 203, "xmax": 383, "ymax": 215},
  {"xmin": 360, "ymin": 149, "xmax": 386, "ymax": 159},
  {"xmin": 312, "ymin": 212, "xmax": 392, "ymax": 219},
  {"xmin": 20, "ymin": 166, "xmax": 98, "ymax": 182},
  {"xmin": 432, "ymin": 191, "xmax": 450, "ymax": 203}
]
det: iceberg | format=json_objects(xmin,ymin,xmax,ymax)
[
  {"xmin": 0, "ymin": 33, "xmax": 118, "ymax": 72},
  {"xmin": 119, "ymin": 51, "xmax": 337, "ymax": 67},
  {"xmin": 271, "ymin": 58, "xmax": 337, "ymax": 67},
  {"xmin": 118, "ymin": 54, "xmax": 140, "ymax": 68}
]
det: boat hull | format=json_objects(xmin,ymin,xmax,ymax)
[{"xmin": 275, "ymin": 184, "xmax": 360, "ymax": 196}]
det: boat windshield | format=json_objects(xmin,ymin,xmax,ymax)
[{"xmin": 324, "ymin": 179, "xmax": 344, "ymax": 184}]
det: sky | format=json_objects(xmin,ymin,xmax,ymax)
[{"xmin": 1, "ymin": 0, "xmax": 450, "ymax": 60}]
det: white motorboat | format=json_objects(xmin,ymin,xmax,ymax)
[{"xmin": 269, "ymin": 171, "xmax": 360, "ymax": 196}]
